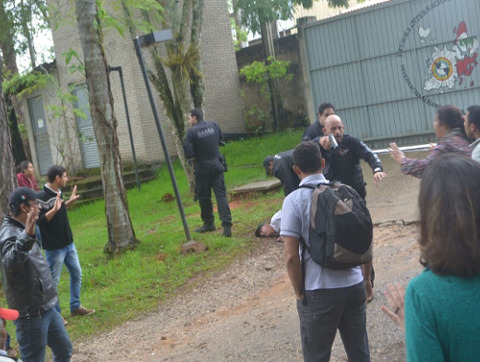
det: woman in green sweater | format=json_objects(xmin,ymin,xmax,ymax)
[{"xmin": 382, "ymin": 155, "xmax": 480, "ymax": 361}]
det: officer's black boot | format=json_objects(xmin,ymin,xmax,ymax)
[
  {"xmin": 222, "ymin": 225, "xmax": 232, "ymax": 237},
  {"xmin": 195, "ymin": 224, "xmax": 216, "ymax": 233}
]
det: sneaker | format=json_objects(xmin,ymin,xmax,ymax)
[
  {"xmin": 62, "ymin": 316, "xmax": 68, "ymax": 326},
  {"xmin": 71, "ymin": 306, "xmax": 95, "ymax": 317},
  {"xmin": 223, "ymin": 226, "xmax": 232, "ymax": 237},
  {"xmin": 195, "ymin": 224, "xmax": 216, "ymax": 233}
]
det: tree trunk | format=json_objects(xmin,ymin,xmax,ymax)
[
  {"xmin": 0, "ymin": 55, "xmax": 17, "ymax": 220},
  {"xmin": 0, "ymin": 1, "xmax": 31, "ymax": 162},
  {"xmin": 260, "ymin": 20, "xmax": 286, "ymax": 132},
  {"xmin": 75, "ymin": 0, "xmax": 138, "ymax": 255}
]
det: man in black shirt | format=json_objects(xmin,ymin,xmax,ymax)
[
  {"xmin": 317, "ymin": 115, "xmax": 387, "ymax": 302},
  {"xmin": 302, "ymin": 102, "xmax": 335, "ymax": 141},
  {"xmin": 37, "ymin": 166, "xmax": 95, "ymax": 323},
  {"xmin": 184, "ymin": 108, "xmax": 232, "ymax": 237},
  {"xmin": 263, "ymin": 149, "xmax": 300, "ymax": 196}
]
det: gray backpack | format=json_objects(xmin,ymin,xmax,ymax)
[{"xmin": 300, "ymin": 182, "xmax": 373, "ymax": 270}]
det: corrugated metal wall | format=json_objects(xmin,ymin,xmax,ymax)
[{"xmin": 303, "ymin": 0, "xmax": 480, "ymax": 148}]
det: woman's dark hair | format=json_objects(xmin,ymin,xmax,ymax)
[
  {"xmin": 436, "ymin": 105, "xmax": 466, "ymax": 136},
  {"xmin": 17, "ymin": 160, "xmax": 31, "ymax": 174},
  {"xmin": 419, "ymin": 154, "xmax": 480, "ymax": 277}
]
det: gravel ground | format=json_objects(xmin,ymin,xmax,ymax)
[{"xmin": 72, "ymin": 222, "xmax": 422, "ymax": 362}]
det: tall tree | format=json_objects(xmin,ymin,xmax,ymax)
[
  {"xmin": 0, "ymin": 54, "xmax": 17, "ymax": 220},
  {"xmin": 75, "ymin": 0, "xmax": 138, "ymax": 254},
  {"xmin": 120, "ymin": 0, "xmax": 204, "ymax": 192}
]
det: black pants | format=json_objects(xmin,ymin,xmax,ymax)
[
  {"xmin": 297, "ymin": 282, "xmax": 370, "ymax": 362},
  {"xmin": 196, "ymin": 170, "xmax": 232, "ymax": 227}
]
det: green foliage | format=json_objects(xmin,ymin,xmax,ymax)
[
  {"xmin": 62, "ymin": 48, "xmax": 85, "ymax": 75},
  {"xmin": 240, "ymin": 57, "xmax": 292, "ymax": 94},
  {"xmin": 230, "ymin": 17, "xmax": 248, "ymax": 52},
  {"xmin": 235, "ymin": 0, "xmax": 350, "ymax": 36},
  {"xmin": 2, "ymin": 71, "xmax": 49, "ymax": 99},
  {"xmin": 244, "ymin": 105, "xmax": 269, "ymax": 134}
]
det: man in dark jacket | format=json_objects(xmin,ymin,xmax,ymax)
[
  {"xmin": 184, "ymin": 108, "xmax": 232, "ymax": 237},
  {"xmin": 317, "ymin": 115, "xmax": 387, "ymax": 303},
  {"xmin": 263, "ymin": 149, "xmax": 300, "ymax": 196},
  {"xmin": 318, "ymin": 115, "xmax": 386, "ymax": 199},
  {"xmin": 302, "ymin": 102, "xmax": 335, "ymax": 141},
  {"xmin": 0, "ymin": 187, "xmax": 72, "ymax": 361}
]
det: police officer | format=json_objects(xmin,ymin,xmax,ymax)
[
  {"xmin": 263, "ymin": 149, "xmax": 300, "ymax": 197},
  {"xmin": 317, "ymin": 114, "xmax": 387, "ymax": 303},
  {"xmin": 184, "ymin": 108, "xmax": 232, "ymax": 237},
  {"xmin": 302, "ymin": 102, "xmax": 335, "ymax": 141}
]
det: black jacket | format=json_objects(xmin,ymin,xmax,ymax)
[
  {"xmin": 320, "ymin": 135, "xmax": 383, "ymax": 199},
  {"xmin": 302, "ymin": 122, "xmax": 324, "ymax": 141},
  {"xmin": 272, "ymin": 149, "xmax": 300, "ymax": 196},
  {"xmin": 0, "ymin": 216, "xmax": 57, "ymax": 318},
  {"xmin": 184, "ymin": 120, "xmax": 225, "ymax": 177},
  {"xmin": 37, "ymin": 186, "xmax": 74, "ymax": 251}
]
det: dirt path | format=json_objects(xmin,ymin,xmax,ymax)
[{"xmin": 73, "ymin": 223, "xmax": 421, "ymax": 361}]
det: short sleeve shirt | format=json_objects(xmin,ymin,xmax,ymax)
[{"xmin": 280, "ymin": 173, "xmax": 363, "ymax": 290}]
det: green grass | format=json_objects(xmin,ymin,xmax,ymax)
[{"xmin": 3, "ymin": 130, "xmax": 303, "ymax": 346}]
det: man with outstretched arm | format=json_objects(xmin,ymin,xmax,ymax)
[
  {"xmin": 281, "ymin": 142, "xmax": 370, "ymax": 361},
  {"xmin": 37, "ymin": 166, "xmax": 95, "ymax": 325},
  {"xmin": 316, "ymin": 115, "xmax": 386, "ymax": 302}
]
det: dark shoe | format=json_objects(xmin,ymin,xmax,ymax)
[
  {"xmin": 223, "ymin": 226, "xmax": 232, "ymax": 237},
  {"xmin": 71, "ymin": 306, "xmax": 95, "ymax": 317},
  {"xmin": 195, "ymin": 224, "xmax": 216, "ymax": 233}
]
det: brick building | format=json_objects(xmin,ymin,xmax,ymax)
[{"xmin": 21, "ymin": 1, "xmax": 244, "ymax": 174}]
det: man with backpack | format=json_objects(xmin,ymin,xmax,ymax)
[{"xmin": 281, "ymin": 141, "xmax": 371, "ymax": 362}]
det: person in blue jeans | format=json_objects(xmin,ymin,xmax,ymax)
[
  {"xmin": 37, "ymin": 166, "xmax": 95, "ymax": 325},
  {"xmin": 0, "ymin": 187, "xmax": 72, "ymax": 361}
]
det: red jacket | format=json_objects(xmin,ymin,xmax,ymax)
[{"xmin": 16, "ymin": 172, "xmax": 40, "ymax": 191}]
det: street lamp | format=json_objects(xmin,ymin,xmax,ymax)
[{"xmin": 133, "ymin": 30, "xmax": 192, "ymax": 242}]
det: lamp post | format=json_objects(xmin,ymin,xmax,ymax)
[
  {"xmin": 108, "ymin": 65, "xmax": 141, "ymax": 191},
  {"xmin": 133, "ymin": 30, "xmax": 192, "ymax": 242}
]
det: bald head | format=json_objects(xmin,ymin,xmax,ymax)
[{"xmin": 323, "ymin": 115, "xmax": 345, "ymax": 143}]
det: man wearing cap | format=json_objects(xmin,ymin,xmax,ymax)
[
  {"xmin": 302, "ymin": 102, "xmax": 335, "ymax": 141},
  {"xmin": 0, "ymin": 306, "xmax": 19, "ymax": 361},
  {"xmin": 263, "ymin": 149, "xmax": 300, "ymax": 197},
  {"xmin": 184, "ymin": 108, "xmax": 232, "ymax": 237},
  {"xmin": 0, "ymin": 187, "xmax": 72, "ymax": 361}
]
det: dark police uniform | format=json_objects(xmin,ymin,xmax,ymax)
[
  {"xmin": 319, "ymin": 134, "xmax": 383, "ymax": 199},
  {"xmin": 302, "ymin": 122, "xmax": 324, "ymax": 141},
  {"xmin": 272, "ymin": 149, "xmax": 301, "ymax": 196},
  {"xmin": 184, "ymin": 119, "xmax": 232, "ymax": 229}
]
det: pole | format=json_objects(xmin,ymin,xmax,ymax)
[
  {"xmin": 133, "ymin": 36, "xmax": 192, "ymax": 242},
  {"xmin": 108, "ymin": 66, "xmax": 141, "ymax": 191}
]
